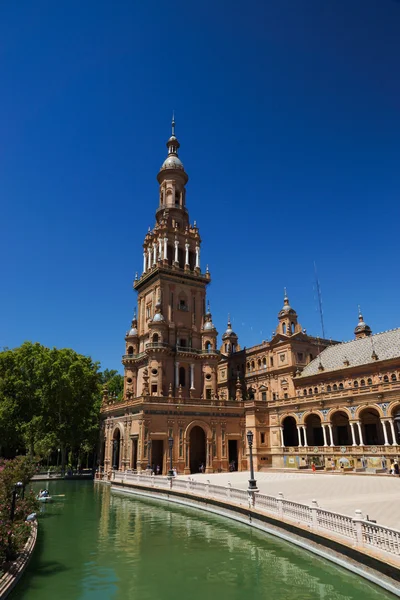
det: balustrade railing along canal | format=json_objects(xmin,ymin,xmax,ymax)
[{"xmin": 105, "ymin": 470, "xmax": 400, "ymax": 565}]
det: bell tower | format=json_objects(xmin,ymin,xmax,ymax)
[{"xmin": 122, "ymin": 118, "xmax": 219, "ymax": 400}]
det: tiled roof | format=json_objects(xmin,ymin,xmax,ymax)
[{"xmin": 300, "ymin": 328, "xmax": 400, "ymax": 377}]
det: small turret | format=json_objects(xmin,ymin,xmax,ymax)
[
  {"xmin": 221, "ymin": 315, "xmax": 239, "ymax": 355},
  {"xmin": 277, "ymin": 289, "xmax": 300, "ymax": 336},
  {"xmin": 354, "ymin": 306, "xmax": 372, "ymax": 339}
]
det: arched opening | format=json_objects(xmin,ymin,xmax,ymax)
[
  {"xmin": 393, "ymin": 408, "xmax": 400, "ymax": 444},
  {"xmin": 282, "ymin": 416, "xmax": 299, "ymax": 447},
  {"xmin": 112, "ymin": 429, "xmax": 121, "ymax": 470},
  {"xmin": 282, "ymin": 323, "xmax": 286, "ymax": 334},
  {"xmin": 247, "ymin": 387, "xmax": 255, "ymax": 401},
  {"xmin": 127, "ymin": 346, "xmax": 133, "ymax": 355},
  {"xmin": 359, "ymin": 408, "xmax": 384, "ymax": 445},
  {"xmin": 179, "ymin": 366, "xmax": 186, "ymax": 387},
  {"xmin": 305, "ymin": 413, "xmax": 324, "ymax": 447},
  {"xmin": 189, "ymin": 426, "xmax": 206, "ymax": 474},
  {"xmin": 152, "ymin": 333, "xmax": 159, "ymax": 344},
  {"xmin": 331, "ymin": 411, "xmax": 351, "ymax": 446},
  {"xmin": 204, "ymin": 341, "xmax": 211, "ymax": 352},
  {"xmin": 291, "ymin": 322, "xmax": 295, "ymax": 333}
]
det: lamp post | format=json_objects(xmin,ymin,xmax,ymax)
[
  {"xmin": 57, "ymin": 448, "xmax": 60, "ymax": 468},
  {"xmin": 246, "ymin": 430, "xmax": 258, "ymax": 490},
  {"xmin": 168, "ymin": 436, "xmax": 174, "ymax": 477},
  {"xmin": 10, "ymin": 482, "xmax": 24, "ymax": 522},
  {"xmin": 147, "ymin": 439, "xmax": 152, "ymax": 471}
]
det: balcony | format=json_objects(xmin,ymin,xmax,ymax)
[{"xmin": 145, "ymin": 342, "xmax": 170, "ymax": 350}]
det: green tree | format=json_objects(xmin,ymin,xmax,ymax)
[{"xmin": 100, "ymin": 368, "xmax": 124, "ymax": 400}]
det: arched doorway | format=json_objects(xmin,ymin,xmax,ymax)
[
  {"xmin": 359, "ymin": 408, "xmax": 384, "ymax": 445},
  {"xmin": 305, "ymin": 414, "xmax": 324, "ymax": 447},
  {"xmin": 394, "ymin": 408, "xmax": 400, "ymax": 444},
  {"xmin": 189, "ymin": 426, "xmax": 206, "ymax": 473},
  {"xmin": 282, "ymin": 416, "xmax": 298, "ymax": 447},
  {"xmin": 112, "ymin": 429, "xmax": 121, "ymax": 470},
  {"xmin": 331, "ymin": 411, "xmax": 351, "ymax": 446}
]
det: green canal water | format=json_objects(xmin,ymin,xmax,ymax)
[{"xmin": 10, "ymin": 481, "xmax": 395, "ymax": 600}]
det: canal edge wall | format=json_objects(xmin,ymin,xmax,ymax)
[
  {"xmin": 108, "ymin": 481, "xmax": 400, "ymax": 598},
  {"xmin": 0, "ymin": 521, "xmax": 38, "ymax": 600}
]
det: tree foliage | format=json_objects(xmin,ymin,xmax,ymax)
[
  {"xmin": 0, "ymin": 456, "xmax": 39, "ymax": 566},
  {"xmin": 0, "ymin": 342, "xmax": 104, "ymax": 469}
]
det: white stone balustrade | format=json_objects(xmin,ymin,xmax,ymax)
[{"xmin": 109, "ymin": 470, "xmax": 400, "ymax": 563}]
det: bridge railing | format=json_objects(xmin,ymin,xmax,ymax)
[{"xmin": 109, "ymin": 471, "xmax": 400, "ymax": 564}]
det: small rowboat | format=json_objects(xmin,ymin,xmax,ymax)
[{"xmin": 37, "ymin": 495, "xmax": 53, "ymax": 503}]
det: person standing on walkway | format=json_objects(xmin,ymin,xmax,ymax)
[
  {"xmin": 394, "ymin": 461, "xmax": 399, "ymax": 476},
  {"xmin": 311, "ymin": 462, "xmax": 316, "ymax": 473}
]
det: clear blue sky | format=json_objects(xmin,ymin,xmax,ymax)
[{"xmin": 1, "ymin": 0, "xmax": 400, "ymax": 372}]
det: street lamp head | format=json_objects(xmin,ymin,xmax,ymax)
[
  {"xmin": 247, "ymin": 430, "xmax": 254, "ymax": 447},
  {"xmin": 168, "ymin": 436, "xmax": 173, "ymax": 449}
]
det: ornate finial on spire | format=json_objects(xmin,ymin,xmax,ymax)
[
  {"xmin": 133, "ymin": 308, "xmax": 137, "ymax": 320},
  {"xmin": 207, "ymin": 300, "xmax": 211, "ymax": 314},
  {"xmin": 227, "ymin": 313, "xmax": 231, "ymax": 327},
  {"xmin": 135, "ymin": 272, "xmax": 138, "ymax": 281},
  {"xmin": 172, "ymin": 111, "xmax": 175, "ymax": 136},
  {"xmin": 284, "ymin": 287, "xmax": 287, "ymax": 298},
  {"xmin": 358, "ymin": 304, "xmax": 364, "ymax": 322},
  {"xmin": 206, "ymin": 264, "xmax": 209, "ymax": 274}
]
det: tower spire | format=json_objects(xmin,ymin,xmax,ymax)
[{"xmin": 172, "ymin": 111, "xmax": 175, "ymax": 136}]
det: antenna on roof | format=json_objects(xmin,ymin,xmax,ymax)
[{"xmin": 314, "ymin": 261, "xmax": 326, "ymax": 339}]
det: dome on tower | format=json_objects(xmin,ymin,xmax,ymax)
[
  {"xmin": 161, "ymin": 154, "xmax": 184, "ymax": 170},
  {"xmin": 203, "ymin": 302, "xmax": 216, "ymax": 331},
  {"xmin": 278, "ymin": 289, "xmax": 297, "ymax": 318},
  {"xmin": 159, "ymin": 117, "xmax": 185, "ymax": 172},
  {"xmin": 354, "ymin": 308, "xmax": 372, "ymax": 338},
  {"xmin": 222, "ymin": 316, "xmax": 237, "ymax": 340},
  {"xmin": 152, "ymin": 296, "xmax": 165, "ymax": 323},
  {"xmin": 126, "ymin": 310, "xmax": 138, "ymax": 337}
]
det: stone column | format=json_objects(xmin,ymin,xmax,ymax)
[
  {"xmin": 296, "ymin": 425, "xmax": 303, "ymax": 447},
  {"xmin": 356, "ymin": 421, "xmax": 364, "ymax": 446},
  {"xmin": 382, "ymin": 420, "xmax": 390, "ymax": 446},
  {"xmin": 328, "ymin": 423, "xmax": 334, "ymax": 446},
  {"xmin": 322, "ymin": 424, "xmax": 328, "ymax": 447},
  {"xmin": 163, "ymin": 237, "xmax": 168, "ymax": 260},
  {"xmin": 349, "ymin": 422, "xmax": 357, "ymax": 446},
  {"xmin": 175, "ymin": 361, "xmax": 179, "ymax": 391},
  {"xmin": 153, "ymin": 243, "xmax": 157, "ymax": 265},
  {"xmin": 389, "ymin": 419, "xmax": 397, "ymax": 445},
  {"xmin": 185, "ymin": 241, "xmax": 189, "ymax": 266},
  {"xmin": 190, "ymin": 363, "xmax": 195, "ymax": 389},
  {"xmin": 280, "ymin": 427, "xmax": 285, "ymax": 447},
  {"xmin": 158, "ymin": 238, "xmax": 162, "ymax": 260},
  {"xmin": 174, "ymin": 239, "xmax": 179, "ymax": 263},
  {"xmin": 195, "ymin": 244, "xmax": 200, "ymax": 269},
  {"xmin": 147, "ymin": 248, "xmax": 152, "ymax": 270},
  {"xmin": 302, "ymin": 426, "xmax": 308, "ymax": 447},
  {"xmin": 143, "ymin": 251, "xmax": 147, "ymax": 273}
]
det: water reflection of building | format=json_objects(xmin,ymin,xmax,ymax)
[
  {"xmin": 105, "ymin": 494, "xmax": 375, "ymax": 600},
  {"xmin": 100, "ymin": 121, "xmax": 400, "ymax": 474}
]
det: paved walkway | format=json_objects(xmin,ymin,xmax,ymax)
[{"xmin": 183, "ymin": 471, "xmax": 400, "ymax": 529}]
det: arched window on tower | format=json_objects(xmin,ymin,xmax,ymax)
[
  {"xmin": 179, "ymin": 366, "xmax": 186, "ymax": 387},
  {"xmin": 205, "ymin": 341, "xmax": 212, "ymax": 352},
  {"xmin": 175, "ymin": 191, "xmax": 180, "ymax": 206},
  {"xmin": 282, "ymin": 323, "xmax": 286, "ymax": 334},
  {"xmin": 291, "ymin": 322, "xmax": 295, "ymax": 333},
  {"xmin": 152, "ymin": 333, "xmax": 159, "ymax": 344},
  {"xmin": 127, "ymin": 346, "xmax": 133, "ymax": 355}
]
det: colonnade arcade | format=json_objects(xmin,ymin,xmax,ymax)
[
  {"xmin": 280, "ymin": 404, "xmax": 400, "ymax": 448},
  {"xmin": 103, "ymin": 419, "xmax": 230, "ymax": 475}
]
